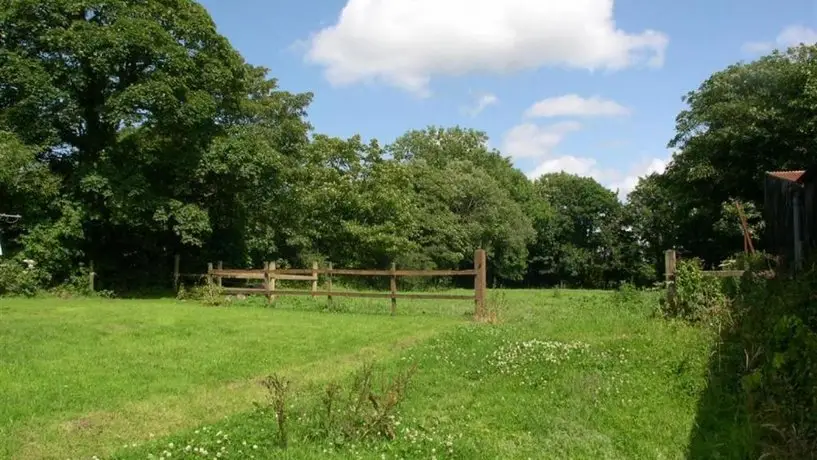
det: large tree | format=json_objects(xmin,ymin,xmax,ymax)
[
  {"xmin": 0, "ymin": 0, "xmax": 312, "ymax": 287},
  {"xmin": 657, "ymin": 44, "xmax": 817, "ymax": 263},
  {"xmin": 530, "ymin": 172, "xmax": 641, "ymax": 287}
]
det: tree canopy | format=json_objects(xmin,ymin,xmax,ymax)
[{"xmin": 1, "ymin": 0, "xmax": 812, "ymax": 294}]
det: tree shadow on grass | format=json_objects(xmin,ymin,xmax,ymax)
[
  {"xmin": 685, "ymin": 271, "xmax": 817, "ymax": 460},
  {"xmin": 685, "ymin": 329, "xmax": 757, "ymax": 460}
]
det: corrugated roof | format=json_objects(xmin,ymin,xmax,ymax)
[{"xmin": 768, "ymin": 170, "xmax": 806, "ymax": 183}]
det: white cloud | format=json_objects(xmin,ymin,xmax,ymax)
[
  {"xmin": 306, "ymin": 0, "xmax": 669, "ymax": 95},
  {"xmin": 525, "ymin": 94, "xmax": 630, "ymax": 118},
  {"xmin": 526, "ymin": 155, "xmax": 601, "ymax": 179},
  {"xmin": 526, "ymin": 154, "xmax": 670, "ymax": 201},
  {"xmin": 502, "ymin": 121, "xmax": 582, "ymax": 160},
  {"xmin": 609, "ymin": 157, "xmax": 668, "ymax": 200},
  {"xmin": 743, "ymin": 25, "xmax": 817, "ymax": 54},
  {"xmin": 463, "ymin": 93, "xmax": 499, "ymax": 117}
]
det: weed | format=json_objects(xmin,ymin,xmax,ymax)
[
  {"xmin": 479, "ymin": 289, "xmax": 508, "ymax": 324},
  {"xmin": 179, "ymin": 278, "xmax": 226, "ymax": 306},
  {"xmin": 321, "ymin": 362, "xmax": 418, "ymax": 443},
  {"xmin": 259, "ymin": 374, "xmax": 290, "ymax": 448}
]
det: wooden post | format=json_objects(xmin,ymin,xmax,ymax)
[
  {"xmin": 390, "ymin": 262, "xmax": 397, "ymax": 316},
  {"xmin": 173, "ymin": 254, "xmax": 180, "ymax": 290},
  {"xmin": 89, "ymin": 260, "xmax": 95, "ymax": 293},
  {"xmin": 664, "ymin": 249, "xmax": 677, "ymax": 283},
  {"xmin": 474, "ymin": 249, "xmax": 486, "ymax": 318},
  {"xmin": 327, "ymin": 262, "xmax": 333, "ymax": 306},
  {"xmin": 664, "ymin": 249, "xmax": 677, "ymax": 305},
  {"xmin": 311, "ymin": 261, "xmax": 318, "ymax": 298},
  {"xmin": 207, "ymin": 262, "xmax": 214, "ymax": 286},
  {"xmin": 216, "ymin": 260, "xmax": 223, "ymax": 287},
  {"xmin": 264, "ymin": 262, "xmax": 272, "ymax": 304},
  {"xmin": 270, "ymin": 262, "xmax": 277, "ymax": 303}
]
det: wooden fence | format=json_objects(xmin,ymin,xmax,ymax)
[
  {"xmin": 664, "ymin": 249, "xmax": 745, "ymax": 303},
  {"xmin": 189, "ymin": 249, "xmax": 488, "ymax": 316},
  {"xmin": 664, "ymin": 249, "xmax": 746, "ymax": 281}
]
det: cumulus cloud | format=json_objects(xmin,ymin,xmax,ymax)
[
  {"xmin": 525, "ymin": 94, "xmax": 630, "ymax": 118},
  {"xmin": 306, "ymin": 0, "xmax": 669, "ymax": 95},
  {"xmin": 526, "ymin": 155, "xmax": 601, "ymax": 179},
  {"xmin": 463, "ymin": 93, "xmax": 499, "ymax": 117},
  {"xmin": 608, "ymin": 157, "xmax": 668, "ymax": 200},
  {"xmin": 743, "ymin": 25, "xmax": 817, "ymax": 54},
  {"xmin": 527, "ymin": 154, "xmax": 667, "ymax": 200},
  {"xmin": 502, "ymin": 121, "xmax": 582, "ymax": 160}
]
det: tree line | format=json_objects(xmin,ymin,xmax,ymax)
[{"xmin": 1, "ymin": 0, "xmax": 813, "ymax": 293}]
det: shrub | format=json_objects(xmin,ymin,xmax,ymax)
[
  {"xmin": 51, "ymin": 264, "xmax": 114, "ymax": 298},
  {"xmin": 0, "ymin": 260, "xmax": 48, "ymax": 296},
  {"xmin": 178, "ymin": 278, "xmax": 226, "ymax": 306},
  {"xmin": 678, "ymin": 253, "xmax": 817, "ymax": 458},
  {"xmin": 614, "ymin": 282, "xmax": 641, "ymax": 309},
  {"xmin": 661, "ymin": 258, "xmax": 730, "ymax": 326}
]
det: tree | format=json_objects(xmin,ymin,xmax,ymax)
[
  {"xmin": 388, "ymin": 127, "xmax": 535, "ymax": 281},
  {"xmin": 530, "ymin": 172, "xmax": 631, "ymax": 287},
  {"xmin": 662, "ymin": 44, "xmax": 817, "ymax": 263},
  {"xmin": 0, "ymin": 0, "xmax": 311, "ymax": 287}
]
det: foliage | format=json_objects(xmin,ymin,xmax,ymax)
[
  {"xmin": 661, "ymin": 258, "xmax": 730, "ymax": 325},
  {"xmin": 0, "ymin": 260, "xmax": 48, "ymax": 296},
  {"xmin": 180, "ymin": 279, "xmax": 226, "ymax": 306},
  {"xmin": 0, "ymin": 0, "xmax": 684, "ymax": 294},
  {"xmin": 530, "ymin": 172, "xmax": 649, "ymax": 287},
  {"xmin": 629, "ymin": 44, "xmax": 817, "ymax": 267},
  {"xmin": 666, "ymin": 257, "xmax": 817, "ymax": 459}
]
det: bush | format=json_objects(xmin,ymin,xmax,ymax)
[
  {"xmin": 177, "ymin": 279, "xmax": 226, "ymax": 306},
  {"xmin": 661, "ymin": 258, "xmax": 730, "ymax": 326},
  {"xmin": 50, "ymin": 264, "xmax": 114, "ymax": 298},
  {"xmin": 0, "ymin": 260, "xmax": 48, "ymax": 296},
  {"xmin": 677, "ymin": 253, "xmax": 817, "ymax": 458}
]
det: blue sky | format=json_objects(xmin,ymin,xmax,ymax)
[{"xmin": 199, "ymin": 0, "xmax": 817, "ymax": 198}]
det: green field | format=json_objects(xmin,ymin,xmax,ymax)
[{"xmin": 0, "ymin": 290, "xmax": 714, "ymax": 459}]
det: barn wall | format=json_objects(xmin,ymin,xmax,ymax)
[{"xmin": 764, "ymin": 175, "xmax": 815, "ymax": 268}]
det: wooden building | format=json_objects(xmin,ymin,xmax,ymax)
[{"xmin": 764, "ymin": 168, "xmax": 817, "ymax": 270}]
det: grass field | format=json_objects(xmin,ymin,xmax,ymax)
[{"xmin": 0, "ymin": 289, "xmax": 715, "ymax": 459}]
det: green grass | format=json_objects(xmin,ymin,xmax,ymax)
[
  {"xmin": 1, "ymin": 289, "xmax": 715, "ymax": 459},
  {"xmin": 0, "ymin": 296, "xmax": 463, "ymax": 459}
]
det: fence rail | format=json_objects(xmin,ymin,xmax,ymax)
[
  {"xmin": 664, "ymin": 249, "xmax": 746, "ymax": 303},
  {"xmin": 183, "ymin": 249, "xmax": 488, "ymax": 316},
  {"xmin": 664, "ymin": 250, "xmax": 746, "ymax": 281}
]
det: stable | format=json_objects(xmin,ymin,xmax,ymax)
[{"xmin": 764, "ymin": 168, "xmax": 817, "ymax": 270}]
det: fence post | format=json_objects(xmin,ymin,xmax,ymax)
[
  {"xmin": 173, "ymin": 254, "xmax": 180, "ymax": 290},
  {"xmin": 269, "ymin": 262, "xmax": 277, "ymax": 302},
  {"xmin": 664, "ymin": 249, "xmax": 677, "ymax": 304},
  {"xmin": 207, "ymin": 262, "xmax": 214, "ymax": 286},
  {"xmin": 327, "ymin": 262, "xmax": 333, "ymax": 306},
  {"xmin": 474, "ymin": 249, "xmax": 486, "ymax": 318},
  {"xmin": 311, "ymin": 261, "xmax": 318, "ymax": 298},
  {"xmin": 217, "ymin": 260, "xmax": 223, "ymax": 287},
  {"xmin": 264, "ymin": 261, "xmax": 272, "ymax": 304},
  {"xmin": 89, "ymin": 260, "xmax": 95, "ymax": 293},
  {"xmin": 390, "ymin": 262, "xmax": 397, "ymax": 316},
  {"xmin": 664, "ymin": 249, "xmax": 677, "ymax": 283}
]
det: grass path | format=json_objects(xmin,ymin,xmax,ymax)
[
  {"xmin": 0, "ymin": 298, "xmax": 461, "ymax": 459},
  {"xmin": 115, "ymin": 290, "xmax": 715, "ymax": 459}
]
